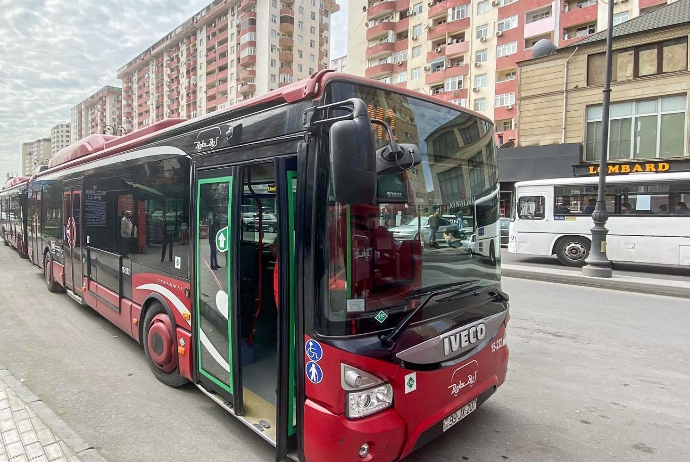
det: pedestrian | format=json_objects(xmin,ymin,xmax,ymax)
[
  {"xmin": 120, "ymin": 210, "xmax": 132, "ymax": 257},
  {"xmin": 583, "ymin": 198, "xmax": 596, "ymax": 214},
  {"xmin": 161, "ymin": 208, "xmax": 174, "ymax": 262},
  {"xmin": 209, "ymin": 213, "xmax": 220, "ymax": 270},
  {"xmin": 383, "ymin": 208, "xmax": 391, "ymax": 228},
  {"xmin": 428, "ymin": 207, "xmax": 441, "ymax": 246},
  {"xmin": 621, "ymin": 202, "xmax": 634, "ymax": 214}
]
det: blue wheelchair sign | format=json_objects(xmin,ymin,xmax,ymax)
[
  {"xmin": 305, "ymin": 339, "xmax": 323, "ymax": 362},
  {"xmin": 306, "ymin": 361, "xmax": 323, "ymax": 384}
]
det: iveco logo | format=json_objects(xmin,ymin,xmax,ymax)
[{"xmin": 443, "ymin": 324, "xmax": 486, "ymax": 356}]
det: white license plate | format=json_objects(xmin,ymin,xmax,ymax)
[{"xmin": 442, "ymin": 399, "xmax": 477, "ymax": 432}]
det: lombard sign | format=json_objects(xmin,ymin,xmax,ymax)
[{"xmin": 574, "ymin": 160, "xmax": 690, "ymax": 177}]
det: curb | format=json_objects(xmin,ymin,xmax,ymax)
[
  {"xmin": 0, "ymin": 364, "xmax": 107, "ymax": 462},
  {"xmin": 502, "ymin": 264, "xmax": 690, "ymax": 299}
]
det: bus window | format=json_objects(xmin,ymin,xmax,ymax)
[{"xmin": 518, "ymin": 196, "xmax": 545, "ymax": 220}]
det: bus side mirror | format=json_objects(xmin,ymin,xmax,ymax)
[{"xmin": 329, "ymin": 110, "xmax": 377, "ymax": 205}]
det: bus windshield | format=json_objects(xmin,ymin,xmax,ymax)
[{"xmin": 321, "ymin": 82, "xmax": 500, "ymax": 336}]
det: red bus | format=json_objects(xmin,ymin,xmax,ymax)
[
  {"xmin": 18, "ymin": 71, "xmax": 508, "ymax": 462},
  {"xmin": 1, "ymin": 176, "xmax": 30, "ymax": 257}
]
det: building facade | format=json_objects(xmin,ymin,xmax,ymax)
[
  {"xmin": 500, "ymin": 0, "xmax": 690, "ymax": 213},
  {"xmin": 348, "ymin": 0, "xmax": 674, "ymax": 144},
  {"xmin": 117, "ymin": 0, "xmax": 340, "ymax": 131},
  {"xmin": 330, "ymin": 54, "xmax": 347, "ymax": 71},
  {"xmin": 21, "ymin": 139, "xmax": 51, "ymax": 176},
  {"xmin": 50, "ymin": 123, "xmax": 71, "ymax": 156},
  {"xmin": 70, "ymin": 86, "xmax": 123, "ymax": 143}
]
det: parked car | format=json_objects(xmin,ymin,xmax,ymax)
[
  {"xmin": 242, "ymin": 212, "xmax": 278, "ymax": 233},
  {"xmin": 500, "ymin": 217, "xmax": 510, "ymax": 246},
  {"xmin": 389, "ymin": 216, "xmax": 458, "ymax": 246}
]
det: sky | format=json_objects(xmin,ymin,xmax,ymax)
[{"xmin": 0, "ymin": 0, "xmax": 349, "ymax": 180}]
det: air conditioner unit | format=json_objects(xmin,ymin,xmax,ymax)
[
  {"xmin": 428, "ymin": 2, "xmax": 434, "ymax": 7},
  {"xmin": 496, "ymin": 30, "xmax": 503, "ymax": 37},
  {"xmin": 474, "ymin": 62, "xmax": 481, "ymax": 68},
  {"xmin": 479, "ymin": 36, "xmax": 487, "ymax": 42},
  {"xmin": 472, "ymin": 87, "xmax": 480, "ymax": 92},
  {"xmin": 412, "ymin": 35, "xmax": 419, "ymax": 40},
  {"xmin": 506, "ymin": 105, "xmax": 513, "ymax": 110},
  {"xmin": 424, "ymin": 65, "xmax": 431, "ymax": 71},
  {"xmin": 492, "ymin": 0, "xmax": 499, "ymax": 5},
  {"xmin": 435, "ymin": 46, "xmax": 442, "ymax": 52}
]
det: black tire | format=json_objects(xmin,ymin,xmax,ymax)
[
  {"xmin": 555, "ymin": 236, "xmax": 590, "ymax": 267},
  {"xmin": 44, "ymin": 253, "xmax": 62, "ymax": 293},
  {"xmin": 143, "ymin": 302, "xmax": 188, "ymax": 388}
]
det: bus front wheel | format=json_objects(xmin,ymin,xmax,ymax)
[
  {"xmin": 555, "ymin": 236, "xmax": 590, "ymax": 267},
  {"xmin": 143, "ymin": 302, "xmax": 188, "ymax": 388}
]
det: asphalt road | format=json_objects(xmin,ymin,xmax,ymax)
[
  {"xmin": 501, "ymin": 249, "xmax": 690, "ymax": 282},
  {"xmin": 0, "ymin": 244, "xmax": 688, "ymax": 462}
]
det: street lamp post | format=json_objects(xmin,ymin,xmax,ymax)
[{"xmin": 582, "ymin": 0, "xmax": 614, "ymax": 278}]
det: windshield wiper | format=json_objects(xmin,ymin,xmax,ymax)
[{"xmin": 379, "ymin": 281, "xmax": 479, "ymax": 349}]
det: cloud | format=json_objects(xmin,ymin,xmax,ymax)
[{"xmin": 0, "ymin": 0, "xmax": 209, "ymax": 178}]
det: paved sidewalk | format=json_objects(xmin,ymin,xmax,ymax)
[
  {"xmin": 0, "ymin": 367, "xmax": 106, "ymax": 462},
  {"xmin": 502, "ymin": 263, "xmax": 690, "ymax": 298}
]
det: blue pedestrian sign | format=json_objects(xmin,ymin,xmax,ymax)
[
  {"xmin": 306, "ymin": 361, "xmax": 323, "ymax": 384},
  {"xmin": 305, "ymin": 339, "xmax": 323, "ymax": 362}
]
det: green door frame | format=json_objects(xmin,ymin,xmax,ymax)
[{"xmin": 196, "ymin": 176, "xmax": 235, "ymax": 397}]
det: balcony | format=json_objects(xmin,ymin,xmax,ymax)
[
  {"xmin": 428, "ymin": 18, "xmax": 470, "ymax": 41},
  {"xmin": 365, "ymin": 62, "xmax": 394, "ymax": 79},
  {"xmin": 217, "ymin": 55, "xmax": 228, "ymax": 67},
  {"xmin": 524, "ymin": 16, "xmax": 556, "ymax": 39},
  {"xmin": 240, "ymin": 53, "xmax": 256, "ymax": 67},
  {"xmin": 280, "ymin": 20, "xmax": 294, "ymax": 34},
  {"xmin": 207, "ymin": 72, "xmax": 219, "ymax": 84},
  {"xmin": 239, "ymin": 83, "xmax": 256, "ymax": 95},
  {"xmin": 445, "ymin": 40, "xmax": 469, "ymax": 58},
  {"xmin": 279, "ymin": 67, "xmax": 294, "ymax": 76},
  {"xmin": 240, "ymin": 40, "xmax": 256, "ymax": 52},
  {"xmin": 366, "ymin": 21, "xmax": 396, "ymax": 41},
  {"xmin": 640, "ymin": 0, "xmax": 667, "ymax": 7},
  {"xmin": 240, "ymin": 0, "xmax": 256, "ymax": 12},
  {"xmin": 279, "ymin": 36, "xmax": 294, "ymax": 48},
  {"xmin": 495, "ymin": 129, "xmax": 517, "ymax": 146},
  {"xmin": 366, "ymin": 41, "xmax": 395, "ymax": 59},
  {"xmin": 239, "ymin": 11, "xmax": 256, "ymax": 26},
  {"xmin": 560, "ymin": 3, "xmax": 597, "ymax": 30},
  {"xmin": 433, "ymin": 88, "xmax": 468, "ymax": 102},
  {"xmin": 239, "ymin": 69, "xmax": 256, "ymax": 82},
  {"xmin": 367, "ymin": 1, "xmax": 395, "ymax": 21},
  {"xmin": 216, "ymin": 29, "xmax": 228, "ymax": 42},
  {"xmin": 429, "ymin": 0, "xmax": 468, "ymax": 19},
  {"xmin": 424, "ymin": 64, "xmax": 468, "ymax": 86},
  {"xmin": 494, "ymin": 104, "xmax": 515, "ymax": 122},
  {"xmin": 495, "ymin": 77, "xmax": 517, "ymax": 95},
  {"xmin": 279, "ymin": 51, "xmax": 293, "ymax": 62}
]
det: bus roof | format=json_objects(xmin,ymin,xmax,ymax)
[
  {"xmin": 515, "ymin": 171, "xmax": 690, "ymax": 187},
  {"xmin": 36, "ymin": 70, "xmax": 492, "ymax": 179},
  {"xmin": 1, "ymin": 176, "xmax": 30, "ymax": 191}
]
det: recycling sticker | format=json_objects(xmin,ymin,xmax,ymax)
[{"xmin": 216, "ymin": 226, "xmax": 229, "ymax": 253}]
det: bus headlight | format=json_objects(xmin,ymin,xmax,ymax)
[
  {"xmin": 342, "ymin": 364, "xmax": 393, "ymax": 419},
  {"xmin": 347, "ymin": 383, "xmax": 393, "ymax": 419}
]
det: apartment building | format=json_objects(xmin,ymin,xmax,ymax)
[
  {"xmin": 50, "ymin": 123, "xmax": 71, "ymax": 156},
  {"xmin": 330, "ymin": 54, "xmax": 347, "ymax": 71},
  {"xmin": 21, "ymin": 139, "xmax": 51, "ymax": 176},
  {"xmin": 117, "ymin": 0, "xmax": 339, "ymax": 132},
  {"xmin": 70, "ymin": 86, "xmax": 123, "ymax": 143},
  {"xmin": 348, "ymin": 0, "xmax": 674, "ymax": 143}
]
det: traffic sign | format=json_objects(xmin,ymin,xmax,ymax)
[{"xmin": 216, "ymin": 226, "xmax": 228, "ymax": 253}]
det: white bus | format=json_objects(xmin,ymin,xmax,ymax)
[{"xmin": 508, "ymin": 172, "xmax": 690, "ymax": 266}]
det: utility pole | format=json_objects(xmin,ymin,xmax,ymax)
[{"xmin": 582, "ymin": 0, "xmax": 614, "ymax": 278}]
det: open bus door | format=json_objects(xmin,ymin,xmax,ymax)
[
  {"xmin": 62, "ymin": 185, "xmax": 83, "ymax": 294},
  {"xmin": 194, "ymin": 158, "xmax": 298, "ymax": 459}
]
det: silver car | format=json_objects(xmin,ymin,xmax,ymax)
[{"xmin": 389, "ymin": 216, "xmax": 457, "ymax": 245}]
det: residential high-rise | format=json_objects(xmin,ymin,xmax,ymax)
[
  {"xmin": 50, "ymin": 123, "xmax": 71, "ymax": 156},
  {"xmin": 21, "ymin": 139, "xmax": 51, "ymax": 175},
  {"xmin": 348, "ymin": 0, "xmax": 672, "ymax": 143},
  {"xmin": 70, "ymin": 86, "xmax": 123, "ymax": 143},
  {"xmin": 117, "ymin": 0, "xmax": 340, "ymax": 131},
  {"xmin": 330, "ymin": 54, "xmax": 347, "ymax": 71}
]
